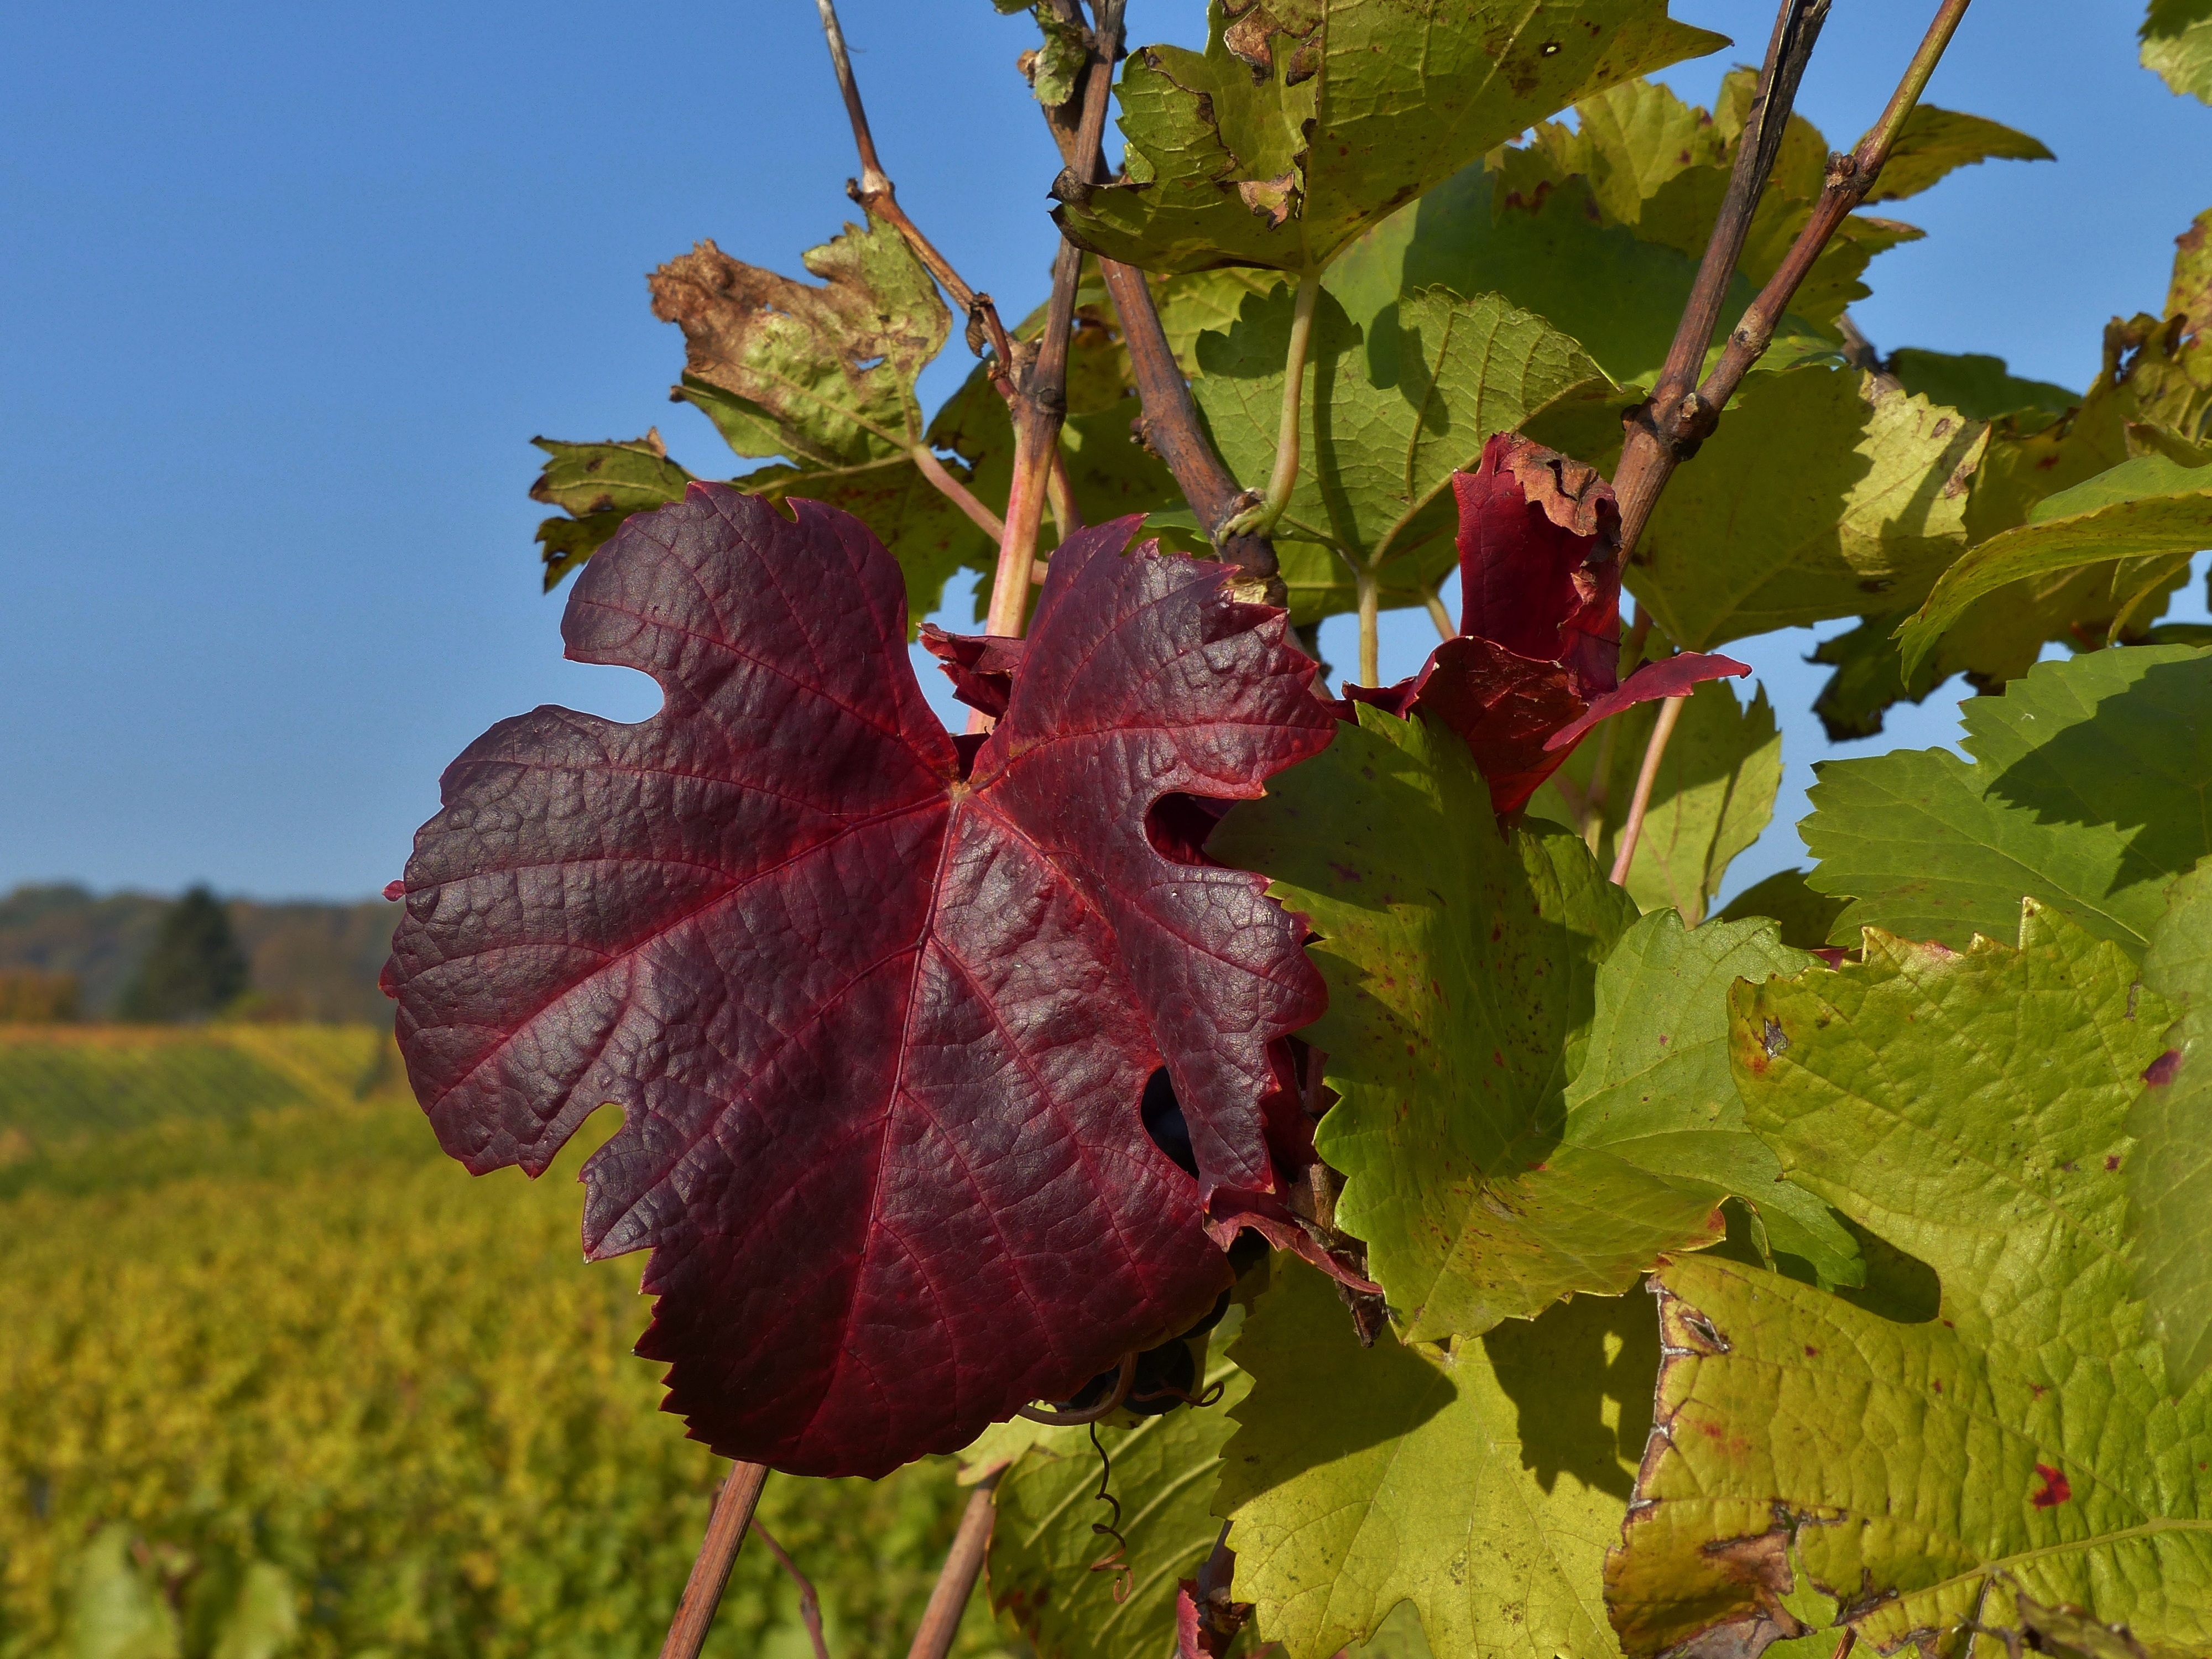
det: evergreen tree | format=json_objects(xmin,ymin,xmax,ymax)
[{"xmin": 117, "ymin": 886, "xmax": 249, "ymax": 1021}]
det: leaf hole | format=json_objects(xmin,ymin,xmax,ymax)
[{"xmin": 1142, "ymin": 1066, "xmax": 1199, "ymax": 1179}]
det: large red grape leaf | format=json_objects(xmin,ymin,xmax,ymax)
[
  {"xmin": 1347, "ymin": 436, "xmax": 1745, "ymax": 815},
  {"xmin": 381, "ymin": 486, "xmax": 1332, "ymax": 1475}
]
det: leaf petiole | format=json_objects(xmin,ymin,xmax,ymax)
[
  {"xmin": 1356, "ymin": 566, "xmax": 1381, "ymax": 687},
  {"xmin": 1609, "ymin": 693, "xmax": 1689, "ymax": 885},
  {"xmin": 1224, "ymin": 271, "xmax": 1322, "ymax": 541}
]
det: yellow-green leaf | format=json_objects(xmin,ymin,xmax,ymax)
[
  {"xmin": 1056, "ymin": 1, "xmax": 1726, "ymax": 276},
  {"xmin": 1218, "ymin": 1259, "xmax": 1656, "ymax": 1659},
  {"xmin": 1898, "ymin": 453, "xmax": 2212, "ymax": 677},
  {"xmin": 1605, "ymin": 904, "xmax": 2210, "ymax": 1657}
]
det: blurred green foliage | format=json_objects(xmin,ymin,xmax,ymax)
[{"xmin": 0, "ymin": 1029, "xmax": 1016, "ymax": 1659}]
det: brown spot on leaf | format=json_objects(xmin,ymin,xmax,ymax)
[
  {"xmin": 2106, "ymin": 1154, "xmax": 2123, "ymax": 1171},
  {"xmin": 1237, "ymin": 173, "xmax": 1302, "ymax": 228},
  {"xmin": 2030, "ymin": 1463, "xmax": 2072, "ymax": 1507},
  {"xmin": 1761, "ymin": 1018, "xmax": 1790, "ymax": 1058},
  {"xmin": 2144, "ymin": 1049, "xmax": 2183, "ymax": 1087}
]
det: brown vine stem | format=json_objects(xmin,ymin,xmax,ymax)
[
  {"xmin": 1609, "ymin": 692, "xmax": 1687, "ymax": 885},
  {"xmin": 814, "ymin": 0, "xmax": 1013, "ymax": 371},
  {"xmin": 752, "ymin": 1524, "xmax": 831, "ymax": 1659},
  {"xmin": 970, "ymin": 0, "xmax": 1132, "ymax": 656},
  {"xmin": 1609, "ymin": 0, "xmax": 1834, "ymax": 556},
  {"xmin": 984, "ymin": 232, "xmax": 1085, "ymax": 642},
  {"xmin": 904, "ymin": 1471, "xmax": 1003, "ymax": 1659},
  {"xmin": 658, "ymin": 1462, "xmax": 769, "ymax": 1659},
  {"xmin": 1602, "ymin": 0, "xmax": 1970, "ymax": 881},
  {"xmin": 813, "ymin": 0, "xmax": 1066, "ymax": 549},
  {"xmin": 1693, "ymin": 0, "xmax": 1973, "ymax": 411},
  {"xmin": 1042, "ymin": 1, "xmax": 1282, "ymax": 596}
]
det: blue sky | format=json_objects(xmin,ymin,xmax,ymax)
[{"xmin": 2, "ymin": 0, "xmax": 2204, "ymax": 902}]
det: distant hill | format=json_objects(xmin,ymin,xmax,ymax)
[{"xmin": 0, "ymin": 884, "xmax": 397, "ymax": 1022}]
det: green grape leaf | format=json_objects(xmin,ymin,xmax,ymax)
[
  {"xmin": 1863, "ymin": 105, "xmax": 2055, "ymax": 203},
  {"xmin": 1212, "ymin": 706, "xmax": 1754, "ymax": 1343},
  {"xmin": 1802, "ymin": 643, "xmax": 2212, "ymax": 956},
  {"xmin": 929, "ymin": 353, "xmax": 1180, "ymax": 532},
  {"xmin": 650, "ymin": 215, "xmax": 945, "ymax": 468},
  {"xmin": 1605, "ymin": 904, "xmax": 2211, "ymax": 1657},
  {"xmin": 1218, "ymin": 1259, "xmax": 1656, "ymax": 1659},
  {"xmin": 985, "ymin": 1341, "xmax": 1251, "ymax": 1659},
  {"xmin": 528, "ymin": 433, "xmax": 696, "ymax": 590},
  {"xmin": 1627, "ymin": 364, "xmax": 1986, "ymax": 651},
  {"xmin": 1715, "ymin": 869, "xmax": 1850, "ymax": 953},
  {"xmin": 1191, "ymin": 281, "xmax": 1607, "ymax": 623},
  {"xmin": 2129, "ymin": 862, "xmax": 2212, "ymax": 1385},
  {"xmin": 1805, "ymin": 611, "xmax": 1951, "ymax": 741},
  {"xmin": 731, "ymin": 456, "xmax": 997, "ymax": 629},
  {"xmin": 1512, "ymin": 75, "xmax": 1729, "ymax": 233},
  {"xmin": 1887, "ymin": 347, "xmax": 2080, "ymax": 424},
  {"xmin": 2144, "ymin": 0, "xmax": 2212, "ymax": 103},
  {"xmin": 1328, "ymin": 161, "xmax": 1739, "ymax": 389},
  {"xmin": 1014, "ymin": 2, "xmax": 1089, "ymax": 107},
  {"xmin": 1903, "ymin": 316, "xmax": 2202, "ymax": 688},
  {"xmin": 2132, "ymin": 419, "xmax": 2212, "ymax": 468},
  {"xmin": 1528, "ymin": 679, "xmax": 1782, "ymax": 925},
  {"xmin": 2173, "ymin": 207, "xmax": 2212, "ymax": 328},
  {"xmin": 1155, "ymin": 268, "xmax": 1283, "ymax": 373},
  {"xmin": 529, "ymin": 431, "xmax": 693, "ymax": 518},
  {"xmin": 535, "ymin": 510, "xmax": 629, "ymax": 593},
  {"xmin": 1055, "ymin": 1, "xmax": 1726, "ymax": 277},
  {"xmin": 1898, "ymin": 453, "xmax": 2212, "ymax": 677},
  {"xmin": 1500, "ymin": 73, "xmax": 1929, "ymax": 331},
  {"xmin": 1563, "ymin": 909, "xmax": 1861, "ymax": 1283}
]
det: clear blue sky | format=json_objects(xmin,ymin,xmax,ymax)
[{"xmin": 2, "ymin": 0, "xmax": 2204, "ymax": 902}]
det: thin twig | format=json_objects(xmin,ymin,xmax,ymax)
[
  {"xmin": 1423, "ymin": 588, "xmax": 1453, "ymax": 641},
  {"xmin": 814, "ymin": 0, "xmax": 1016, "ymax": 374},
  {"xmin": 1041, "ymin": 2, "xmax": 1282, "ymax": 592},
  {"xmin": 1610, "ymin": 0, "xmax": 1833, "ymax": 555},
  {"xmin": 1609, "ymin": 694, "xmax": 1688, "ymax": 885},
  {"xmin": 1577, "ymin": 611, "xmax": 1652, "ymax": 850},
  {"xmin": 752, "ymin": 1524, "xmax": 831, "ymax": 1659},
  {"xmin": 1694, "ymin": 0, "xmax": 1973, "ymax": 408},
  {"xmin": 904, "ymin": 1472, "xmax": 1002, "ymax": 1659},
  {"xmin": 1611, "ymin": 0, "xmax": 1973, "ymax": 561},
  {"xmin": 909, "ymin": 446, "xmax": 1005, "ymax": 540},
  {"xmin": 658, "ymin": 1463, "xmax": 770, "ymax": 1659},
  {"xmin": 975, "ymin": 0, "xmax": 1130, "ymax": 655}
]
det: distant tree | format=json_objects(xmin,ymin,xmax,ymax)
[
  {"xmin": 117, "ymin": 887, "xmax": 249, "ymax": 1022},
  {"xmin": 0, "ymin": 969, "xmax": 80, "ymax": 1022}
]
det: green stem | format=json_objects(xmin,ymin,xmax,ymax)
[
  {"xmin": 1609, "ymin": 692, "xmax": 1688, "ymax": 887},
  {"xmin": 1224, "ymin": 271, "xmax": 1321, "ymax": 539},
  {"xmin": 1356, "ymin": 568, "xmax": 1381, "ymax": 687},
  {"xmin": 1856, "ymin": 0, "xmax": 1971, "ymax": 165}
]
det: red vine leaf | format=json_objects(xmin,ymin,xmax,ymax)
[
  {"xmin": 380, "ymin": 488, "xmax": 1331, "ymax": 1475},
  {"xmin": 1345, "ymin": 435, "xmax": 1747, "ymax": 813}
]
